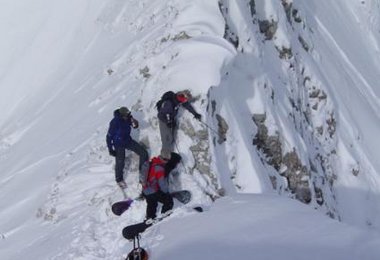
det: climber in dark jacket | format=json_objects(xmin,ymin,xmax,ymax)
[
  {"xmin": 106, "ymin": 107, "xmax": 148, "ymax": 189},
  {"xmin": 142, "ymin": 152, "xmax": 174, "ymax": 220},
  {"xmin": 156, "ymin": 90, "xmax": 201, "ymax": 157}
]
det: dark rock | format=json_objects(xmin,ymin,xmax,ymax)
[
  {"xmin": 258, "ymin": 19, "xmax": 278, "ymax": 40},
  {"xmin": 139, "ymin": 66, "xmax": 151, "ymax": 78},
  {"xmin": 249, "ymin": 0, "xmax": 256, "ymax": 16},
  {"xmin": 216, "ymin": 114, "xmax": 228, "ymax": 144},
  {"xmin": 298, "ymin": 35, "xmax": 309, "ymax": 52}
]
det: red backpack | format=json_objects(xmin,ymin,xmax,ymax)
[{"xmin": 142, "ymin": 157, "xmax": 165, "ymax": 192}]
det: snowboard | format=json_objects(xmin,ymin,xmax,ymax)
[
  {"xmin": 122, "ymin": 205, "xmax": 202, "ymax": 240},
  {"xmin": 112, "ymin": 199, "xmax": 133, "ymax": 216},
  {"xmin": 122, "ymin": 212, "xmax": 170, "ymax": 240},
  {"xmin": 171, "ymin": 190, "xmax": 191, "ymax": 204},
  {"xmin": 111, "ymin": 190, "xmax": 191, "ymax": 216},
  {"xmin": 123, "ymin": 221, "xmax": 152, "ymax": 240}
]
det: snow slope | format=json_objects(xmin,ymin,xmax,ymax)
[
  {"xmin": 1, "ymin": 0, "xmax": 380, "ymax": 259},
  {"xmin": 153, "ymin": 195, "xmax": 380, "ymax": 260},
  {"xmin": 214, "ymin": 0, "xmax": 380, "ymax": 228}
]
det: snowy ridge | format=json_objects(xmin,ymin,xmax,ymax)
[
  {"xmin": 1, "ymin": 0, "xmax": 380, "ymax": 259},
  {"xmin": 216, "ymin": 0, "xmax": 380, "ymax": 228}
]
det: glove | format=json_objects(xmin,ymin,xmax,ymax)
[
  {"xmin": 131, "ymin": 118, "xmax": 139, "ymax": 129},
  {"xmin": 194, "ymin": 113, "xmax": 202, "ymax": 121},
  {"xmin": 109, "ymin": 149, "xmax": 116, "ymax": 157}
]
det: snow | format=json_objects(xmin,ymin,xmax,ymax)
[
  {"xmin": 1, "ymin": 0, "xmax": 380, "ymax": 259},
  {"xmin": 153, "ymin": 195, "xmax": 380, "ymax": 260}
]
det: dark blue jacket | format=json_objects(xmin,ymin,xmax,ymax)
[{"xmin": 106, "ymin": 110, "xmax": 133, "ymax": 150}]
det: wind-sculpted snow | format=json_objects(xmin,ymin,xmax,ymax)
[
  {"xmin": 154, "ymin": 195, "xmax": 380, "ymax": 260},
  {"xmin": 217, "ymin": 0, "xmax": 380, "ymax": 230}
]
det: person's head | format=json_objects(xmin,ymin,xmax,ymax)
[
  {"xmin": 176, "ymin": 90, "xmax": 192, "ymax": 103},
  {"xmin": 119, "ymin": 107, "xmax": 131, "ymax": 119},
  {"xmin": 164, "ymin": 152, "xmax": 182, "ymax": 174}
]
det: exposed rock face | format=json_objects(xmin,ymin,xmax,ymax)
[
  {"xmin": 214, "ymin": 0, "xmax": 377, "ymax": 224},
  {"xmin": 249, "ymin": 0, "xmax": 256, "ymax": 16},
  {"xmin": 215, "ymin": 114, "xmax": 228, "ymax": 144},
  {"xmin": 252, "ymin": 114, "xmax": 282, "ymax": 171},
  {"xmin": 282, "ymin": 151, "xmax": 311, "ymax": 203},
  {"xmin": 258, "ymin": 19, "xmax": 278, "ymax": 40},
  {"xmin": 181, "ymin": 119, "xmax": 220, "ymax": 200},
  {"xmin": 218, "ymin": 1, "xmax": 239, "ymax": 48},
  {"xmin": 252, "ymin": 114, "xmax": 311, "ymax": 203}
]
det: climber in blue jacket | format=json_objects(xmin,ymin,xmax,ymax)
[{"xmin": 106, "ymin": 107, "xmax": 148, "ymax": 189}]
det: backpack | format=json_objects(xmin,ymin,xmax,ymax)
[
  {"xmin": 164, "ymin": 152, "xmax": 182, "ymax": 177},
  {"xmin": 156, "ymin": 91, "xmax": 176, "ymax": 111},
  {"xmin": 139, "ymin": 158, "xmax": 165, "ymax": 187},
  {"xmin": 127, "ymin": 248, "xmax": 148, "ymax": 260},
  {"xmin": 127, "ymin": 235, "xmax": 149, "ymax": 260}
]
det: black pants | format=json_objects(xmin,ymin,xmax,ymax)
[
  {"xmin": 115, "ymin": 139, "xmax": 148, "ymax": 182},
  {"xmin": 144, "ymin": 191, "xmax": 173, "ymax": 220}
]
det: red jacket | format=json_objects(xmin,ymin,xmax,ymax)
[{"xmin": 143, "ymin": 157, "xmax": 168, "ymax": 195}]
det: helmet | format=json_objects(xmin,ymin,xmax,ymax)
[
  {"xmin": 119, "ymin": 107, "xmax": 131, "ymax": 117},
  {"xmin": 176, "ymin": 90, "xmax": 192, "ymax": 103}
]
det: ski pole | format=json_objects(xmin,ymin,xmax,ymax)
[
  {"xmin": 198, "ymin": 120, "xmax": 219, "ymax": 136},
  {"xmin": 136, "ymin": 235, "xmax": 142, "ymax": 259}
]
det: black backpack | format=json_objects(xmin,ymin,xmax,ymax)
[
  {"xmin": 164, "ymin": 152, "xmax": 182, "ymax": 176},
  {"xmin": 156, "ymin": 91, "xmax": 176, "ymax": 111},
  {"xmin": 127, "ymin": 248, "xmax": 148, "ymax": 260}
]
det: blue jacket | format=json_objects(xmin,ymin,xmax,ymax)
[{"xmin": 106, "ymin": 110, "xmax": 134, "ymax": 150}]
